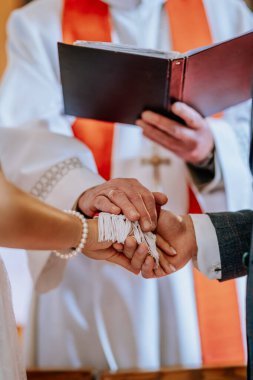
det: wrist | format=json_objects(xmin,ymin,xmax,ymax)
[
  {"xmin": 84, "ymin": 218, "xmax": 113, "ymax": 252},
  {"xmin": 76, "ymin": 186, "xmax": 97, "ymax": 217},
  {"xmin": 67, "ymin": 213, "xmax": 83, "ymax": 248},
  {"xmin": 192, "ymin": 148, "xmax": 215, "ymax": 168},
  {"xmin": 85, "ymin": 219, "xmax": 98, "ymax": 249},
  {"xmin": 54, "ymin": 211, "xmax": 88, "ymax": 259},
  {"xmin": 187, "ymin": 127, "xmax": 214, "ymax": 165},
  {"xmin": 183, "ymin": 215, "xmax": 198, "ymax": 260}
]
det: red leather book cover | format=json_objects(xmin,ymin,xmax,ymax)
[
  {"xmin": 58, "ymin": 30, "xmax": 253, "ymax": 124},
  {"xmin": 181, "ymin": 30, "xmax": 253, "ymax": 116}
]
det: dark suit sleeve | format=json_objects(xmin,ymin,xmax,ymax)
[
  {"xmin": 187, "ymin": 152, "xmax": 215, "ymax": 189},
  {"xmin": 207, "ymin": 210, "xmax": 253, "ymax": 281}
]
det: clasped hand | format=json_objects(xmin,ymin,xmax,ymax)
[
  {"xmin": 116, "ymin": 210, "xmax": 197, "ymax": 278},
  {"xmin": 76, "ymin": 103, "xmax": 206, "ymax": 277},
  {"xmin": 83, "ymin": 210, "xmax": 197, "ymax": 278},
  {"xmin": 77, "ymin": 177, "xmax": 172, "ymax": 276}
]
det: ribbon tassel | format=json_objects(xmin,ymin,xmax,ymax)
[{"xmin": 98, "ymin": 212, "xmax": 159, "ymax": 266}]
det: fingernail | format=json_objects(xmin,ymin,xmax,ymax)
[
  {"xmin": 143, "ymin": 220, "xmax": 152, "ymax": 231},
  {"xmin": 112, "ymin": 206, "xmax": 120, "ymax": 214},
  {"xmin": 173, "ymin": 102, "xmax": 181, "ymax": 111},
  {"xmin": 130, "ymin": 210, "xmax": 140, "ymax": 219},
  {"xmin": 169, "ymin": 265, "xmax": 177, "ymax": 273},
  {"xmin": 143, "ymin": 111, "xmax": 154, "ymax": 120},
  {"xmin": 139, "ymin": 244, "xmax": 148, "ymax": 254},
  {"xmin": 169, "ymin": 247, "xmax": 177, "ymax": 255},
  {"xmin": 151, "ymin": 222, "xmax": 156, "ymax": 231}
]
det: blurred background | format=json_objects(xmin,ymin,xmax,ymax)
[{"xmin": 0, "ymin": 0, "xmax": 32, "ymax": 76}]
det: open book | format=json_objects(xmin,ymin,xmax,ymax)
[{"xmin": 58, "ymin": 30, "xmax": 253, "ymax": 124}]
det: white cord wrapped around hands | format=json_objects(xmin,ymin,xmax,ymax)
[{"xmin": 98, "ymin": 212, "xmax": 159, "ymax": 266}]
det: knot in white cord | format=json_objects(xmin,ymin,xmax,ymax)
[{"xmin": 98, "ymin": 213, "xmax": 159, "ymax": 266}]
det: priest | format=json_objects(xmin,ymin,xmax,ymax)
[{"xmin": 0, "ymin": 0, "xmax": 252, "ymax": 370}]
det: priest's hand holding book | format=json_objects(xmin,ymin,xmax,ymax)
[{"xmin": 136, "ymin": 102, "xmax": 214, "ymax": 165}]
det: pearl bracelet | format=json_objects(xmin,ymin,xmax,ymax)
[{"xmin": 54, "ymin": 210, "xmax": 88, "ymax": 260}]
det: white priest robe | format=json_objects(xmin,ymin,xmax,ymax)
[{"xmin": 0, "ymin": 0, "xmax": 253, "ymax": 370}]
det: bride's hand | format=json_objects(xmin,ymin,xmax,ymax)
[{"xmin": 82, "ymin": 219, "xmax": 149, "ymax": 275}]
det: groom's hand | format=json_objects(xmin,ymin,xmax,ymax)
[
  {"xmin": 78, "ymin": 178, "xmax": 167, "ymax": 232},
  {"xmin": 117, "ymin": 235, "xmax": 178, "ymax": 277},
  {"xmin": 141, "ymin": 210, "xmax": 198, "ymax": 278}
]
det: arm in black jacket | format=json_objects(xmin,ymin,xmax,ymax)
[{"xmin": 207, "ymin": 210, "xmax": 253, "ymax": 281}]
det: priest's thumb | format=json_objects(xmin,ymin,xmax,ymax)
[{"xmin": 153, "ymin": 192, "xmax": 168, "ymax": 206}]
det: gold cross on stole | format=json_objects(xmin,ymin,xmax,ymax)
[{"xmin": 141, "ymin": 154, "xmax": 171, "ymax": 186}]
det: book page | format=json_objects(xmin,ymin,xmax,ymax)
[{"xmin": 74, "ymin": 40, "xmax": 182, "ymax": 60}]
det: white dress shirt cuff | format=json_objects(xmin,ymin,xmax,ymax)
[{"xmin": 190, "ymin": 214, "xmax": 222, "ymax": 280}]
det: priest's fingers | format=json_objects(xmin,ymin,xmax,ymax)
[
  {"xmin": 115, "ymin": 181, "xmax": 158, "ymax": 231},
  {"xmin": 141, "ymin": 122, "xmax": 178, "ymax": 152},
  {"xmin": 139, "ymin": 111, "xmax": 170, "ymax": 129},
  {"xmin": 140, "ymin": 103, "xmax": 205, "ymax": 132},
  {"xmin": 130, "ymin": 243, "xmax": 149, "ymax": 271},
  {"xmin": 142, "ymin": 123, "xmax": 197, "ymax": 156},
  {"xmin": 107, "ymin": 189, "xmax": 153, "ymax": 232},
  {"xmin": 80, "ymin": 179, "xmax": 163, "ymax": 231},
  {"xmin": 123, "ymin": 236, "xmax": 138, "ymax": 259},
  {"xmin": 156, "ymin": 235, "xmax": 177, "ymax": 256},
  {"xmin": 137, "ymin": 112, "xmax": 187, "ymax": 139},
  {"xmin": 80, "ymin": 194, "xmax": 121, "ymax": 216},
  {"xmin": 138, "ymin": 116, "xmax": 196, "ymax": 146},
  {"xmin": 141, "ymin": 122, "xmax": 213, "ymax": 164},
  {"xmin": 107, "ymin": 189, "xmax": 140, "ymax": 221},
  {"xmin": 94, "ymin": 195, "xmax": 123, "ymax": 214},
  {"xmin": 171, "ymin": 102, "xmax": 205, "ymax": 130},
  {"xmin": 108, "ymin": 178, "xmax": 162, "ymax": 231},
  {"xmin": 139, "ymin": 192, "xmax": 158, "ymax": 231},
  {"xmin": 138, "ymin": 112, "xmax": 181, "ymax": 136},
  {"xmin": 153, "ymin": 192, "xmax": 168, "ymax": 206},
  {"xmin": 127, "ymin": 187, "xmax": 159, "ymax": 231}
]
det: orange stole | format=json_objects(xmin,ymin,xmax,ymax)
[
  {"xmin": 166, "ymin": 0, "xmax": 244, "ymax": 365},
  {"xmin": 62, "ymin": 0, "xmax": 114, "ymax": 180},
  {"xmin": 62, "ymin": 0, "xmax": 244, "ymax": 364}
]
